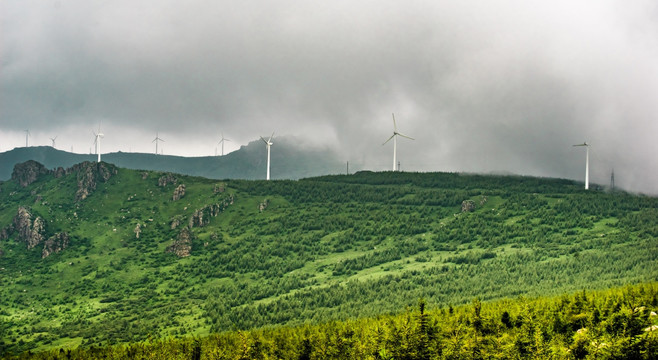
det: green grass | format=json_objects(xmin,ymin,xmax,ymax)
[{"xmin": 0, "ymin": 164, "xmax": 657, "ymax": 355}]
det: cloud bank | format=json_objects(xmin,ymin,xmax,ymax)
[{"xmin": 2, "ymin": 0, "xmax": 658, "ymax": 192}]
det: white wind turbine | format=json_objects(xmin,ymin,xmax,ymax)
[
  {"xmin": 24, "ymin": 130, "xmax": 30, "ymax": 147},
  {"xmin": 382, "ymin": 113, "xmax": 414, "ymax": 171},
  {"xmin": 217, "ymin": 132, "xmax": 230, "ymax": 156},
  {"xmin": 93, "ymin": 124, "xmax": 104, "ymax": 163},
  {"xmin": 50, "ymin": 136, "xmax": 57, "ymax": 148},
  {"xmin": 153, "ymin": 132, "xmax": 164, "ymax": 155},
  {"xmin": 573, "ymin": 142, "xmax": 590, "ymax": 190},
  {"xmin": 260, "ymin": 132, "xmax": 274, "ymax": 180}
]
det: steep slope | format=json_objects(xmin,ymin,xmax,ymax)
[
  {"xmin": 0, "ymin": 138, "xmax": 344, "ymax": 181},
  {"xmin": 0, "ymin": 162, "xmax": 656, "ymax": 354}
]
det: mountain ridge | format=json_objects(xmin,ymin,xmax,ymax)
[{"xmin": 0, "ymin": 138, "xmax": 345, "ymax": 181}]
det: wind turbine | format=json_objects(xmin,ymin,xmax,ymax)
[
  {"xmin": 50, "ymin": 136, "xmax": 57, "ymax": 148},
  {"xmin": 24, "ymin": 130, "xmax": 30, "ymax": 147},
  {"xmin": 260, "ymin": 132, "xmax": 274, "ymax": 180},
  {"xmin": 573, "ymin": 142, "xmax": 590, "ymax": 190},
  {"xmin": 152, "ymin": 132, "xmax": 164, "ymax": 155},
  {"xmin": 382, "ymin": 113, "xmax": 414, "ymax": 171},
  {"xmin": 93, "ymin": 124, "xmax": 104, "ymax": 163},
  {"xmin": 217, "ymin": 132, "xmax": 231, "ymax": 156}
]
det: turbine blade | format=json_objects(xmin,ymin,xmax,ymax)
[
  {"xmin": 397, "ymin": 133, "xmax": 414, "ymax": 140},
  {"xmin": 392, "ymin": 113, "xmax": 397, "ymax": 132},
  {"xmin": 383, "ymin": 134, "xmax": 395, "ymax": 145},
  {"xmin": 269, "ymin": 132, "xmax": 275, "ymax": 142},
  {"xmin": 260, "ymin": 136, "xmax": 268, "ymax": 144}
]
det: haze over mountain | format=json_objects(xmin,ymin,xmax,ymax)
[{"xmin": 0, "ymin": 138, "xmax": 345, "ymax": 181}]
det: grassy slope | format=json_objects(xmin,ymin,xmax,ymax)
[{"xmin": 0, "ymin": 167, "xmax": 657, "ymax": 354}]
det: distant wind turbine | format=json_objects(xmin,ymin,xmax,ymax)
[
  {"xmin": 50, "ymin": 136, "xmax": 57, "ymax": 148},
  {"xmin": 152, "ymin": 132, "xmax": 164, "ymax": 155},
  {"xmin": 217, "ymin": 132, "xmax": 231, "ymax": 156},
  {"xmin": 573, "ymin": 142, "xmax": 590, "ymax": 190},
  {"xmin": 93, "ymin": 123, "xmax": 104, "ymax": 163},
  {"xmin": 260, "ymin": 132, "xmax": 274, "ymax": 180},
  {"xmin": 24, "ymin": 130, "xmax": 30, "ymax": 147},
  {"xmin": 383, "ymin": 113, "xmax": 414, "ymax": 171}
]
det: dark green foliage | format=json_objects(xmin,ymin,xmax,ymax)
[
  {"xmin": 3, "ymin": 284, "xmax": 657, "ymax": 359},
  {"xmin": 0, "ymin": 165, "xmax": 657, "ymax": 356}
]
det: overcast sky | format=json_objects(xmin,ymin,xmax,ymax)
[{"xmin": 2, "ymin": 1, "xmax": 658, "ymax": 193}]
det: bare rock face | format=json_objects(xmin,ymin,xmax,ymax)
[
  {"xmin": 13, "ymin": 206, "xmax": 46, "ymax": 249},
  {"xmin": 167, "ymin": 227, "xmax": 192, "ymax": 257},
  {"xmin": 188, "ymin": 195, "xmax": 234, "ymax": 228},
  {"xmin": 42, "ymin": 232, "xmax": 70, "ymax": 258},
  {"xmin": 158, "ymin": 173, "xmax": 177, "ymax": 187},
  {"xmin": 461, "ymin": 200, "xmax": 476, "ymax": 213},
  {"xmin": 259, "ymin": 199, "xmax": 270, "ymax": 213},
  {"xmin": 72, "ymin": 162, "xmax": 118, "ymax": 201},
  {"xmin": 170, "ymin": 215, "xmax": 184, "ymax": 230},
  {"xmin": 53, "ymin": 167, "xmax": 66, "ymax": 178},
  {"xmin": 11, "ymin": 160, "xmax": 49, "ymax": 187},
  {"xmin": 173, "ymin": 184, "xmax": 186, "ymax": 201}
]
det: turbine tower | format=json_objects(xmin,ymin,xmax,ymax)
[
  {"xmin": 573, "ymin": 142, "xmax": 590, "ymax": 190},
  {"xmin": 383, "ymin": 113, "xmax": 414, "ymax": 171},
  {"xmin": 50, "ymin": 136, "xmax": 57, "ymax": 148},
  {"xmin": 260, "ymin": 132, "xmax": 274, "ymax": 180},
  {"xmin": 24, "ymin": 130, "xmax": 30, "ymax": 147},
  {"xmin": 218, "ymin": 132, "xmax": 231, "ymax": 156},
  {"xmin": 152, "ymin": 132, "xmax": 164, "ymax": 155},
  {"xmin": 93, "ymin": 124, "xmax": 104, "ymax": 163}
]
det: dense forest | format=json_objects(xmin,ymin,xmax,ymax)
[
  {"xmin": 0, "ymin": 162, "xmax": 656, "ymax": 356},
  {"xmin": 4, "ymin": 283, "xmax": 657, "ymax": 359}
]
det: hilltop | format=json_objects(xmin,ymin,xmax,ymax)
[
  {"xmin": 0, "ymin": 138, "xmax": 344, "ymax": 181},
  {"xmin": 0, "ymin": 161, "xmax": 656, "ymax": 355}
]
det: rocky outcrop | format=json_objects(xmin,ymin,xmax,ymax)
[
  {"xmin": 166, "ymin": 227, "xmax": 192, "ymax": 257},
  {"xmin": 158, "ymin": 173, "xmax": 177, "ymax": 187},
  {"xmin": 134, "ymin": 223, "xmax": 142, "ymax": 239},
  {"xmin": 258, "ymin": 199, "xmax": 270, "ymax": 213},
  {"xmin": 52, "ymin": 167, "xmax": 66, "ymax": 178},
  {"xmin": 141, "ymin": 172, "xmax": 149, "ymax": 180},
  {"xmin": 188, "ymin": 195, "xmax": 234, "ymax": 228},
  {"xmin": 461, "ymin": 200, "xmax": 476, "ymax": 213},
  {"xmin": 173, "ymin": 184, "xmax": 186, "ymax": 201},
  {"xmin": 72, "ymin": 162, "xmax": 118, "ymax": 201},
  {"xmin": 42, "ymin": 232, "xmax": 70, "ymax": 258},
  {"xmin": 11, "ymin": 160, "xmax": 49, "ymax": 187},
  {"xmin": 214, "ymin": 183, "xmax": 225, "ymax": 194},
  {"xmin": 170, "ymin": 215, "xmax": 184, "ymax": 230},
  {"xmin": 13, "ymin": 206, "xmax": 46, "ymax": 249}
]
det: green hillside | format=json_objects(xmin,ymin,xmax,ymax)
[{"xmin": 0, "ymin": 161, "xmax": 656, "ymax": 356}]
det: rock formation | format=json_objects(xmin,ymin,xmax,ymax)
[
  {"xmin": 188, "ymin": 195, "xmax": 234, "ymax": 228},
  {"xmin": 42, "ymin": 232, "xmax": 70, "ymax": 258},
  {"xmin": 73, "ymin": 162, "xmax": 118, "ymax": 201},
  {"xmin": 166, "ymin": 227, "xmax": 192, "ymax": 257},
  {"xmin": 170, "ymin": 215, "xmax": 184, "ymax": 230},
  {"xmin": 134, "ymin": 223, "xmax": 142, "ymax": 239},
  {"xmin": 11, "ymin": 160, "xmax": 49, "ymax": 187},
  {"xmin": 461, "ymin": 200, "xmax": 476, "ymax": 213},
  {"xmin": 158, "ymin": 173, "xmax": 177, "ymax": 187},
  {"xmin": 173, "ymin": 184, "xmax": 186, "ymax": 201},
  {"xmin": 13, "ymin": 206, "xmax": 46, "ymax": 249},
  {"xmin": 258, "ymin": 199, "xmax": 269, "ymax": 212}
]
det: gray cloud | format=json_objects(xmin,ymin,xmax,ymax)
[{"xmin": 2, "ymin": 0, "xmax": 658, "ymax": 193}]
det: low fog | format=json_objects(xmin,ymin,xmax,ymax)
[{"xmin": 2, "ymin": 1, "xmax": 657, "ymax": 193}]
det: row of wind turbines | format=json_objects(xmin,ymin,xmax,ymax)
[{"xmin": 21, "ymin": 114, "xmax": 593, "ymax": 189}]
